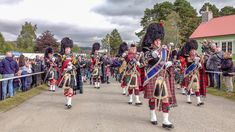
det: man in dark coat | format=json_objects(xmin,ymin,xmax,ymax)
[{"xmin": 0, "ymin": 52, "xmax": 19, "ymax": 99}]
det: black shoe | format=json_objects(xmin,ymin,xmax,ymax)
[
  {"xmin": 65, "ymin": 104, "xmax": 68, "ymax": 106},
  {"xmin": 67, "ymin": 105, "xmax": 72, "ymax": 109},
  {"xmin": 162, "ymin": 124, "xmax": 174, "ymax": 129},
  {"xmin": 52, "ymin": 90, "xmax": 55, "ymax": 92},
  {"xmin": 97, "ymin": 87, "xmax": 100, "ymax": 89},
  {"xmin": 107, "ymin": 82, "xmax": 110, "ymax": 84},
  {"xmin": 197, "ymin": 102, "xmax": 204, "ymax": 106},
  {"xmin": 151, "ymin": 121, "xmax": 158, "ymax": 125},
  {"xmin": 128, "ymin": 102, "xmax": 132, "ymax": 104},
  {"xmin": 135, "ymin": 102, "xmax": 143, "ymax": 106},
  {"xmin": 122, "ymin": 93, "xmax": 126, "ymax": 95},
  {"xmin": 187, "ymin": 101, "xmax": 192, "ymax": 104}
]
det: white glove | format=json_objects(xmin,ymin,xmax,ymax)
[
  {"xmin": 198, "ymin": 63, "xmax": 202, "ymax": 68},
  {"xmin": 165, "ymin": 61, "xmax": 173, "ymax": 68},
  {"xmin": 194, "ymin": 57, "xmax": 200, "ymax": 64},
  {"xmin": 151, "ymin": 50, "xmax": 159, "ymax": 58},
  {"xmin": 122, "ymin": 53, "xmax": 127, "ymax": 57},
  {"xmin": 136, "ymin": 61, "xmax": 140, "ymax": 66}
]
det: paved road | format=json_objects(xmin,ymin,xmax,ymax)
[{"xmin": 0, "ymin": 79, "xmax": 235, "ymax": 132}]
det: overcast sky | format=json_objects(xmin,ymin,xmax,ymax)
[{"xmin": 0, "ymin": 0, "xmax": 234, "ymax": 47}]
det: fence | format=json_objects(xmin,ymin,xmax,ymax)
[
  {"xmin": 205, "ymin": 70, "xmax": 235, "ymax": 90},
  {"xmin": 0, "ymin": 71, "xmax": 45, "ymax": 101}
]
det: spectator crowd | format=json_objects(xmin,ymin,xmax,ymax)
[{"xmin": 0, "ymin": 52, "xmax": 44, "ymax": 100}]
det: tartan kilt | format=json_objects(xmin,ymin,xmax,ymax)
[
  {"xmin": 124, "ymin": 74, "xmax": 138, "ymax": 88},
  {"xmin": 139, "ymin": 67, "xmax": 145, "ymax": 91},
  {"xmin": 50, "ymin": 79, "xmax": 57, "ymax": 85},
  {"xmin": 168, "ymin": 66, "xmax": 177, "ymax": 105},
  {"xmin": 144, "ymin": 71, "xmax": 173, "ymax": 102},
  {"xmin": 64, "ymin": 87, "xmax": 73, "ymax": 97},
  {"xmin": 199, "ymin": 68, "xmax": 207, "ymax": 97},
  {"xmin": 181, "ymin": 76, "xmax": 190, "ymax": 88}
]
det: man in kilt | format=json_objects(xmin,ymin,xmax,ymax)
[
  {"xmin": 91, "ymin": 42, "xmax": 102, "ymax": 89},
  {"xmin": 121, "ymin": 44, "xmax": 142, "ymax": 105},
  {"xmin": 178, "ymin": 40, "xmax": 205, "ymax": 106},
  {"xmin": 58, "ymin": 37, "xmax": 77, "ymax": 109},
  {"xmin": 44, "ymin": 47, "xmax": 58, "ymax": 92},
  {"xmin": 117, "ymin": 42, "xmax": 128, "ymax": 95},
  {"xmin": 141, "ymin": 22, "xmax": 175, "ymax": 129}
]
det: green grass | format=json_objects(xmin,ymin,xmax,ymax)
[
  {"xmin": 207, "ymin": 82, "xmax": 235, "ymax": 101},
  {"xmin": 0, "ymin": 85, "xmax": 47, "ymax": 112}
]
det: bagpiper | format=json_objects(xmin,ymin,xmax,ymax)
[
  {"xmin": 58, "ymin": 37, "xmax": 77, "ymax": 109},
  {"xmin": 91, "ymin": 42, "xmax": 101, "ymax": 89},
  {"xmin": 141, "ymin": 22, "xmax": 175, "ymax": 129},
  {"xmin": 178, "ymin": 40, "xmax": 205, "ymax": 106},
  {"xmin": 44, "ymin": 47, "xmax": 58, "ymax": 92},
  {"xmin": 118, "ymin": 42, "xmax": 128, "ymax": 95},
  {"xmin": 121, "ymin": 44, "xmax": 143, "ymax": 105}
]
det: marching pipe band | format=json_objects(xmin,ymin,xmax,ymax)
[{"xmin": 42, "ymin": 22, "xmax": 209, "ymax": 130}]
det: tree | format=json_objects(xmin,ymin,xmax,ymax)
[
  {"xmin": 163, "ymin": 11, "xmax": 182, "ymax": 47},
  {"xmin": 73, "ymin": 44, "xmax": 80, "ymax": 53},
  {"xmin": 109, "ymin": 29, "xmax": 123, "ymax": 55},
  {"xmin": 35, "ymin": 30, "xmax": 59, "ymax": 53},
  {"xmin": 0, "ymin": 32, "xmax": 5, "ymax": 54},
  {"xmin": 174, "ymin": 0, "xmax": 200, "ymax": 43},
  {"xmin": 137, "ymin": 0, "xmax": 199, "ymax": 43},
  {"xmin": 137, "ymin": 1, "xmax": 174, "ymax": 38},
  {"xmin": 17, "ymin": 22, "xmax": 37, "ymax": 52},
  {"xmin": 101, "ymin": 34, "xmax": 111, "ymax": 54},
  {"xmin": 220, "ymin": 6, "xmax": 235, "ymax": 16},
  {"xmin": 199, "ymin": 2, "xmax": 220, "ymax": 17}
]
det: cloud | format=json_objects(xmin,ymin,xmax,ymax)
[
  {"xmin": 0, "ymin": 0, "xmax": 23, "ymax": 5},
  {"xmin": 0, "ymin": 19, "xmax": 111, "ymax": 47},
  {"xmin": 92, "ymin": 0, "xmax": 157, "ymax": 17}
]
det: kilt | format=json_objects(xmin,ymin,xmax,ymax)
[
  {"xmin": 125, "ymin": 74, "xmax": 138, "ymax": 88},
  {"xmin": 168, "ymin": 66, "xmax": 177, "ymax": 105},
  {"xmin": 181, "ymin": 76, "xmax": 190, "ymax": 88},
  {"xmin": 138, "ymin": 67, "xmax": 145, "ymax": 91},
  {"xmin": 144, "ymin": 70, "xmax": 173, "ymax": 103},
  {"xmin": 64, "ymin": 88, "xmax": 73, "ymax": 97},
  {"xmin": 50, "ymin": 79, "xmax": 57, "ymax": 85},
  {"xmin": 199, "ymin": 67, "xmax": 207, "ymax": 97}
]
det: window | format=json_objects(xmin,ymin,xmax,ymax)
[
  {"xmin": 222, "ymin": 42, "xmax": 227, "ymax": 52},
  {"xmin": 228, "ymin": 42, "xmax": 232, "ymax": 53},
  {"xmin": 221, "ymin": 41, "xmax": 233, "ymax": 53}
]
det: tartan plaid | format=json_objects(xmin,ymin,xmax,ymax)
[
  {"xmin": 138, "ymin": 67, "xmax": 145, "ymax": 91},
  {"xmin": 168, "ymin": 66, "xmax": 177, "ymax": 105},
  {"xmin": 124, "ymin": 74, "xmax": 138, "ymax": 88},
  {"xmin": 50, "ymin": 79, "xmax": 57, "ymax": 85},
  {"xmin": 144, "ymin": 69, "xmax": 175, "ymax": 105},
  {"xmin": 199, "ymin": 66, "xmax": 207, "ymax": 97},
  {"xmin": 181, "ymin": 76, "xmax": 190, "ymax": 88},
  {"xmin": 64, "ymin": 88, "xmax": 73, "ymax": 97}
]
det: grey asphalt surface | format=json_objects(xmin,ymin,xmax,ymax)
[{"xmin": 0, "ymin": 79, "xmax": 235, "ymax": 132}]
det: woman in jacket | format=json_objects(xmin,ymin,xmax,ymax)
[{"xmin": 221, "ymin": 52, "xmax": 234, "ymax": 93}]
